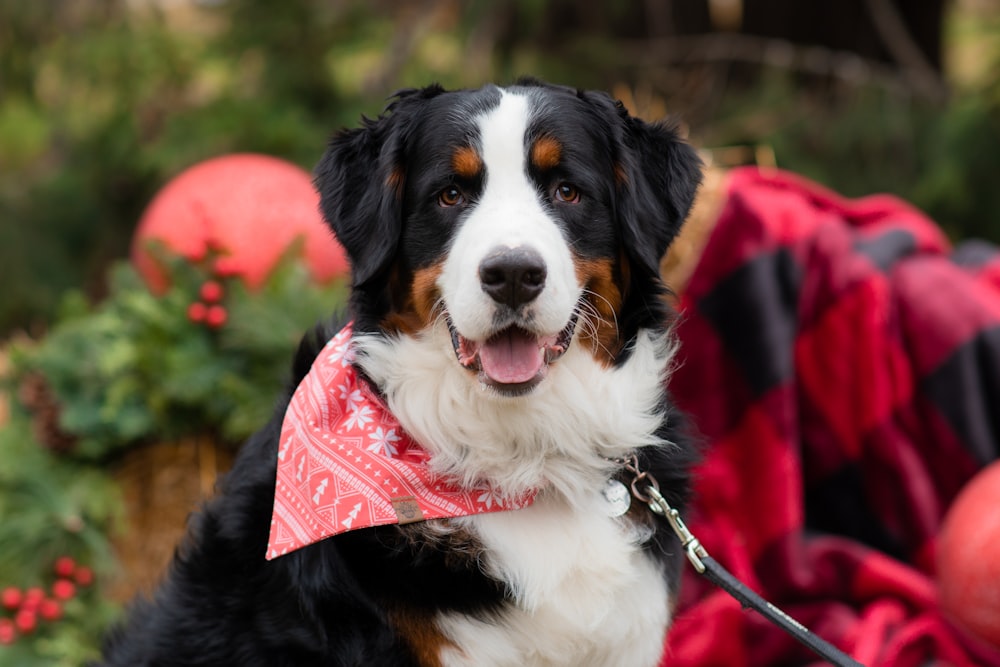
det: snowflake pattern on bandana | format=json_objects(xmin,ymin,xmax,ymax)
[{"xmin": 266, "ymin": 325, "xmax": 534, "ymax": 560}]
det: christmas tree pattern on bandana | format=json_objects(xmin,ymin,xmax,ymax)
[{"xmin": 266, "ymin": 325, "xmax": 534, "ymax": 560}]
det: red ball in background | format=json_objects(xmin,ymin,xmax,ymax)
[
  {"xmin": 937, "ymin": 460, "xmax": 1000, "ymax": 648},
  {"xmin": 132, "ymin": 154, "xmax": 348, "ymax": 293}
]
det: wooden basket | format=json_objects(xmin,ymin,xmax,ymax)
[{"xmin": 109, "ymin": 436, "xmax": 234, "ymax": 601}]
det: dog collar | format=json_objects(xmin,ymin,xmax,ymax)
[{"xmin": 266, "ymin": 324, "xmax": 534, "ymax": 560}]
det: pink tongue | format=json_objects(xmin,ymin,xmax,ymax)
[{"xmin": 479, "ymin": 329, "xmax": 544, "ymax": 384}]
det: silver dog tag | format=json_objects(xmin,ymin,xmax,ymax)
[{"xmin": 601, "ymin": 479, "xmax": 632, "ymax": 517}]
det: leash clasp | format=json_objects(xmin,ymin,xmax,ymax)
[
  {"xmin": 614, "ymin": 454, "xmax": 865, "ymax": 666},
  {"xmin": 620, "ymin": 455, "xmax": 708, "ymax": 573},
  {"xmin": 644, "ymin": 484, "xmax": 708, "ymax": 574}
]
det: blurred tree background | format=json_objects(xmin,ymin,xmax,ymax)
[{"xmin": 1, "ymin": 0, "xmax": 998, "ymax": 337}]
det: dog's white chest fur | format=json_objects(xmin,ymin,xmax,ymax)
[
  {"xmin": 356, "ymin": 326, "xmax": 678, "ymax": 666},
  {"xmin": 438, "ymin": 492, "xmax": 670, "ymax": 667}
]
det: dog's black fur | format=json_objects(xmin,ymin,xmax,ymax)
[{"xmin": 98, "ymin": 79, "xmax": 702, "ymax": 666}]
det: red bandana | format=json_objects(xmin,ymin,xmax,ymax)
[{"xmin": 266, "ymin": 325, "xmax": 534, "ymax": 559}]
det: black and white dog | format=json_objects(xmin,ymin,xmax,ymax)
[{"xmin": 99, "ymin": 79, "xmax": 702, "ymax": 667}]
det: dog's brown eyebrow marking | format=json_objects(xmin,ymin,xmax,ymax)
[
  {"xmin": 451, "ymin": 145, "xmax": 483, "ymax": 179},
  {"xmin": 531, "ymin": 135, "xmax": 562, "ymax": 171}
]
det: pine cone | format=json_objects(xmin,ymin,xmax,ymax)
[{"xmin": 17, "ymin": 373, "xmax": 78, "ymax": 454}]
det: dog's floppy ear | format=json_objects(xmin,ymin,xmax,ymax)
[
  {"xmin": 314, "ymin": 121, "xmax": 399, "ymax": 288},
  {"xmin": 314, "ymin": 86, "xmax": 443, "ymax": 288},
  {"xmin": 609, "ymin": 100, "xmax": 703, "ymax": 280}
]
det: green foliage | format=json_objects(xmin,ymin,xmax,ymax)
[
  {"xmin": 0, "ymin": 415, "xmax": 121, "ymax": 665},
  {"xmin": 10, "ymin": 249, "xmax": 346, "ymax": 460},
  {"xmin": 694, "ymin": 68, "xmax": 1000, "ymax": 242},
  {"xmin": 0, "ymin": 249, "xmax": 345, "ymax": 663},
  {"xmin": 909, "ymin": 85, "xmax": 1000, "ymax": 240},
  {"xmin": 0, "ymin": 418, "xmax": 119, "ymax": 584}
]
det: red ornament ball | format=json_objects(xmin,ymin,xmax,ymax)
[
  {"xmin": 132, "ymin": 153, "xmax": 349, "ymax": 293},
  {"xmin": 937, "ymin": 460, "xmax": 1000, "ymax": 648}
]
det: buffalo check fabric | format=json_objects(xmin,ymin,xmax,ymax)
[
  {"xmin": 664, "ymin": 168, "xmax": 1000, "ymax": 667},
  {"xmin": 266, "ymin": 325, "xmax": 533, "ymax": 560}
]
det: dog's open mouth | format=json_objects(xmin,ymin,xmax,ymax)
[{"xmin": 448, "ymin": 314, "xmax": 578, "ymax": 394}]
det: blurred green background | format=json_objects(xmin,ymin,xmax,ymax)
[{"xmin": 1, "ymin": 0, "xmax": 998, "ymax": 337}]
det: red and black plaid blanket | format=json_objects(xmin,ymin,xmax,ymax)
[{"xmin": 664, "ymin": 167, "xmax": 1000, "ymax": 667}]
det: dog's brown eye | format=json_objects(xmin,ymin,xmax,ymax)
[
  {"xmin": 439, "ymin": 187, "xmax": 464, "ymax": 207},
  {"xmin": 554, "ymin": 183, "xmax": 580, "ymax": 204}
]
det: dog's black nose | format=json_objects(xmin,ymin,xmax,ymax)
[{"xmin": 479, "ymin": 247, "xmax": 547, "ymax": 308}]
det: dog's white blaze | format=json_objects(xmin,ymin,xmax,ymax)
[{"xmin": 438, "ymin": 90, "xmax": 579, "ymax": 341}]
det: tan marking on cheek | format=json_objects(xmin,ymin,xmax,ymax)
[
  {"xmin": 381, "ymin": 263, "xmax": 444, "ymax": 335},
  {"xmin": 389, "ymin": 606, "xmax": 453, "ymax": 667},
  {"xmin": 574, "ymin": 257, "xmax": 624, "ymax": 366},
  {"xmin": 531, "ymin": 135, "xmax": 562, "ymax": 171},
  {"xmin": 451, "ymin": 146, "xmax": 483, "ymax": 180}
]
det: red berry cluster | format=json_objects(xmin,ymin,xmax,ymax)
[
  {"xmin": 186, "ymin": 280, "xmax": 228, "ymax": 329},
  {"xmin": 0, "ymin": 557, "xmax": 93, "ymax": 645}
]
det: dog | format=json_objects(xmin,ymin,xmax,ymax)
[{"xmin": 98, "ymin": 78, "xmax": 703, "ymax": 667}]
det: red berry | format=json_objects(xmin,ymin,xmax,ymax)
[
  {"xmin": 14, "ymin": 609, "xmax": 36, "ymax": 635},
  {"xmin": 21, "ymin": 587, "xmax": 44, "ymax": 612},
  {"xmin": 199, "ymin": 280, "xmax": 224, "ymax": 303},
  {"xmin": 74, "ymin": 566, "xmax": 94, "ymax": 587},
  {"xmin": 51, "ymin": 579, "xmax": 75, "ymax": 601},
  {"xmin": 0, "ymin": 618, "xmax": 15, "ymax": 645},
  {"xmin": 205, "ymin": 305, "xmax": 228, "ymax": 329},
  {"xmin": 1, "ymin": 587, "xmax": 22, "ymax": 611},
  {"xmin": 212, "ymin": 257, "xmax": 241, "ymax": 279},
  {"xmin": 187, "ymin": 245, "xmax": 208, "ymax": 263},
  {"xmin": 187, "ymin": 301, "xmax": 208, "ymax": 323},
  {"xmin": 38, "ymin": 598, "xmax": 62, "ymax": 622},
  {"xmin": 54, "ymin": 556, "xmax": 76, "ymax": 578}
]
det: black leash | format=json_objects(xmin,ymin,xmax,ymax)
[{"xmin": 619, "ymin": 456, "xmax": 865, "ymax": 667}]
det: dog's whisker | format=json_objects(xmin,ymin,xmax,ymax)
[
  {"xmin": 573, "ymin": 299, "xmax": 617, "ymax": 361},
  {"xmin": 430, "ymin": 301, "xmax": 450, "ymax": 330},
  {"xmin": 581, "ymin": 288, "xmax": 620, "ymax": 336}
]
